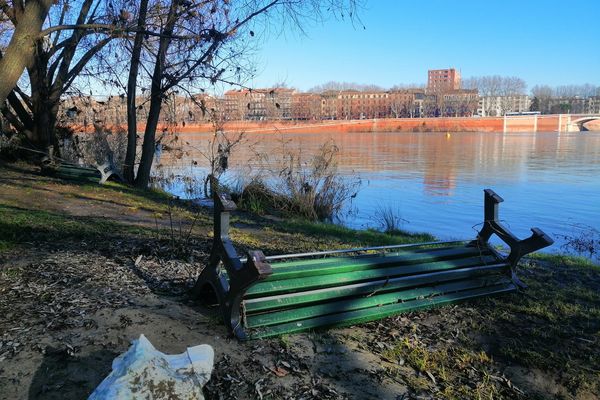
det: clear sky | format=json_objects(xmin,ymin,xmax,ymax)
[{"xmin": 246, "ymin": 0, "xmax": 600, "ymax": 92}]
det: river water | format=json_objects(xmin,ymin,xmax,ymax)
[{"xmin": 158, "ymin": 130, "xmax": 600, "ymax": 255}]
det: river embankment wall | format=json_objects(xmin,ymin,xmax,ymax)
[{"xmin": 71, "ymin": 114, "xmax": 600, "ymax": 134}]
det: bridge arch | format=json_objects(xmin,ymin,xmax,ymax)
[{"xmin": 567, "ymin": 115, "xmax": 600, "ymax": 132}]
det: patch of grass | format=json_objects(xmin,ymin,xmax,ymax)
[
  {"xmin": 0, "ymin": 204, "xmax": 150, "ymax": 246},
  {"xmin": 383, "ymin": 337, "xmax": 504, "ymax": 399},
  {"xmin": 278, "ymin": 334, "xmax": 291, "ymax": 350},
  {"xmin": 0, "ymin": 240, "xmax": 15, "ymax": 253},
  {"xmin": 372, "ymin": 204, "xmax": 407, "ymax": 234},
  {"xmin": 401, "ymin": 374, "xmax": 431, "ymax": 392},
  {"xmin": 75, "ymin": 181, "xmax": 176, "ymax": 214},
  {"xmin": 373, "ymin": 254, "xmax": 600, "ymax": 398},
  {"xmin": 0, "ymin": 163, "xmax": 213, "ymax": 252},
  {"xmin": 475, "ymin": 256, "xmax": 600, "ymax": 396},
  {"xmin": 529, "ymin": 252, "xmax": 598, "ymax": 269},
  {"xmin": 0, "ymin": 267, "xmax": 22, "ymax": 280},
  {"xmin": 278, "ymin": 219, "xmax": 435, "ymax": 248},
  {"xmin": 235, "ymin": 141, "xmax": 361, "ymax": 221},
  {"xmin": 243, "ymin": 195, "xmax": 267, "ymax": 215},
  {"xmin": 229, "ymin": 228, "xmax": 266, "ymax": 250}
]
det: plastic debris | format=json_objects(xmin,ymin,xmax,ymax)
[{"xmin": 89, "ymin": 334, "xmax": 214, "ymax": 399}]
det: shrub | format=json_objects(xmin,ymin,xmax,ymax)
[
  {"xmin": 0, "ymin": 131, "xmax": 26, "ymax": 161},
  {"xmin": 373, "ymin": 204, "xmax": 407, "ymax": 234},
  {"xmin": 558, "ymin": 224, "xmax": 600, "ymax": 262},
  {"xmin": 66, "ymin": 124, "xmax": 127, "ymax": 170},
  {"xmin": 235, "ymin": 140, "xmax": 361, "ymax": 221}
]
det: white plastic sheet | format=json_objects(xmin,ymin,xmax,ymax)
[{"xmin": 89, "ymin": 334, "xmax": 214, "ymax": 399}]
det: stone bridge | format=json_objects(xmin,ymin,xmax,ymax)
[{"xmin": 565, "ymin": 114, "xmax": 600, "ymax": 132}]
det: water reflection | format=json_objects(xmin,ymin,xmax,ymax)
[{"xmin": 157, "ymin": 131, "xmax": 600, "ymax": 254}]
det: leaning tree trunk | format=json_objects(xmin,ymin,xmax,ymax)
[
  {"xmin": 134, "ymin": 90, "xmax": 163, "ymax": 188},
  {"xmin": 124, "ymin": 0, "xmax": 149, "ymax": 184},
  {"xmin": 0, "ymin": 0, "xmax": 53, "ymax": 106},
  {"xmin": 134, "ymin": 0, "xmax": 179, "ymax": 189}
]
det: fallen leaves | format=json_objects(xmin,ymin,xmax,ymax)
[
  {"xmin": 0, "ymin": 239, "xmax": 207, "ymax": 361},
  {"xmin": 269, "ymin": 365, "xmax": 289, "ymax": 377}
]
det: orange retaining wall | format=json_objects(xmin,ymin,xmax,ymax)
[
  {"xmin": 173, "ymin": 117, "xmax": 507, "ymax": 134},
  {"xmin": 69, "ymin": 115, "xmax": 597, "ymax": 135}
]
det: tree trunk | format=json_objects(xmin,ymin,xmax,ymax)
[
  {"xmin": 134, "ymin": 0, "xmax": 180, "ymax": 189},
  {"xmin": 124, "ymin": 0, "xmax": 149, "ymax": 184},
  {"xmin": 0, "ymin": 0, "xmax": 53, "ymax": 106},
  {"xmin": 134, "ymin": 90, "xmax": 163, "ymax": 188},
  {"xmin": 30, "ymin": 101, "xmax": 59, "ymax": 154},
  {"xmin": 26, "ymin": 42, "xmax": 55, "ymax": 151}
]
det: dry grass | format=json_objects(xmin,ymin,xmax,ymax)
[{"xmin": 236, "ymin": 140, "xmax": 361, "ymax": 221}]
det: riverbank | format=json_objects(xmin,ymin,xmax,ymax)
[
  {"xmin": 71, "ymin": 114, "xmax": 600, "ymax": 135},
  {"xmin": 1, "ymin": 161, "xmax": 599, "ymax": 399}
]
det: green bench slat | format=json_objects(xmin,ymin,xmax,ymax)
[
  {"xmin": 268, "ymin": 243, "xmax": 474, "ymax": 268},
  {"xmin": 264, "ymin": 246, "xmax": 491, "ymax": 281},
  {"xmin": 243, "ymin": 263, "xmax": 509, "ymax": 312},
  {"xmin": 245, "ymin": 275, "xmax": 511, "ymax": 328},
  {"xmin": 245, "ymin": 254, "xmax": 500, "ymax": 297},
  {"xmin": 248, "ymin": 282, "xmax": 517, "ymax": 339},
  {"xmin": 56, "ymin": 166, "xmax": 99, "ymax": 182}
]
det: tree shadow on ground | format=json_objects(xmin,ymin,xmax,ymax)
[
  {"xmin": 358, "ymin": 258, "xmax": 600, "ymax": 399},
  {"xmin": 28, "ymin": 348, "xmax": 118, "ymax": 400}
]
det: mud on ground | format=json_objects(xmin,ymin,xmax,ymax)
[{"xmin": 0, "ymin": 162, "xmax": 599, "ymax": 400}]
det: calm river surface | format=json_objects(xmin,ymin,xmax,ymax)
[{"xmin": 159, "ymin": 130, "xmax": 600, "ymax": 254}]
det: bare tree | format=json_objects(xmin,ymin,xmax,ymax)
[
  {"xmin": 464, "ymin": 75, "xmax": 527, "ymax": 116},
  {"xmin": 389, "ymin": 91, "xmax": 414, "ymax": 118},
  {"xmin": 531, "ymin": 84, "xmax": 553, "ymax": 98},
  {"xmin": 390, "ymin": 83, "xmax": 425, "ymax": 90},
  {"xmin": 463, "ymin": 75, "xmax": 526, "ymax": 96},
  {"xmin": 530, "ymin": 84, "xmax": 599, "ymax": 114},
  {"xmin": 123, "ymin": 0, "xmax": 149, "ymax": 183},
  {"xmin": 126, "ymin": 0, "xmax": 360, "ymax": 188},
  {"xmin": 308, "ymin": 81, "xmax": 384, "ymax": 93},
  {"xmin": 530, "ymin": 84, "xmax": 553, "ymax": 113},
  {"xmin": 0, "ymin": 1, "xmax": 138, "ymax": 153},
  {"xmin": 0, "ymin": 0, "xmax": 54, "ymax": 106},
  {"xmin": 200, "ymin": 110, "xmax": 244, "ymax": 196},
  {"xmin": 553, "ymin": 84, "xmax": 598, "ymax": 98}
]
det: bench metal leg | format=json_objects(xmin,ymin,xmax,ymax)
[
  {"xmin": 96, "ymin": 161, "xmax": 125, "ymax": 184},
  {"xmin": 191, "ymin": 180, "xmax": 272, "ymax": 339},
  {"xmin": 473, "ymin": 189, "xmax": 554, "ymax": 287}
]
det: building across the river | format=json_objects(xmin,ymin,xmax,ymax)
[
  {"xmin": 427, "ymin": 68, "xmax": 461, "ymax": 93},
  {"xmin": 478, "ymin": 95, "xmax": 531, "ymax": 117}
]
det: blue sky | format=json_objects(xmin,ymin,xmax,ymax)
[{"xmin": 247, "ymin": 0, "xmax": 600, "ymax": 91}]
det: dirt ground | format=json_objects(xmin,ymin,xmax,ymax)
[{"xmin": 0, "ymin": 162, "xmax": 599, "ymax": 400}]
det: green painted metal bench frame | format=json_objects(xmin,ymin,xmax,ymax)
[
  {"xmin": 191, "ymin": 189, "xmax": 553, "ymax": 340},
  {"xmin": 43, "ymin": 159, "xmax": 120, "ymax": 185}
]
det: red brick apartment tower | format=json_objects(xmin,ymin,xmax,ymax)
[{"xmin": 427, "ymin": 68, "xmax": 461, "ymax": 93}]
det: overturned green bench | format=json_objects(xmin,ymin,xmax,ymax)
[
  {"xmin": 192, "ymin": 189, "xmax": 553, "ymax": 340},
  {"xmin": 43, "ymin": 161, "xmax": 120, "ymax": 184}
]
